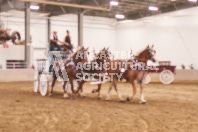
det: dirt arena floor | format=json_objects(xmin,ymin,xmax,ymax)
[{"xmin": 0, "ymin": 81, "xmax": 198, "ymax": 132}]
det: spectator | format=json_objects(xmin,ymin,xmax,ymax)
[
  {"xmin": 181, "ymin": 64, "xmax": 185, "ymax": 69},
  {"xmin": 189, "ymin": 64, "xmax": 194, "ymax": 70}
]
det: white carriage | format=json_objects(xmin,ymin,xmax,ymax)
[{"xmin": 34, "ymin": 51, "xmax": 77, "ymax": 96}]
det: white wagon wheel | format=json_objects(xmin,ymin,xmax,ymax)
[
  {"xmin": 159, "ymin": 70, "xmax": 174, "ymax": 84},
  {"xmin": 144, "ymin": 74, "xmax": 151, "ymax": 84},
  {"xmin": 34, "ymin": 70, "xmax": 39, "ymax": 93},
  {"xmin": 39, "ymin": 74, "xmax": 49, "ymax": 96}
]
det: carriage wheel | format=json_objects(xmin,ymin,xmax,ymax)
[
  {"xmin": 34, "ymin": 71, "xmax": 39, "ymax": 93},
  {"xmin": 159, "ymin": 70, "xmax": 174, "ymax": 84},
  {"xmin": 11, "ymin": 31, "xmax": 21, "ymax": 44},
  {"xmin": 39, "ymin": 74, "xmax": 49, "ymax": 96},
  {"xmin": 144, "ymin": 74, "xmax": 151, "ymax": 84},
  {"xmin": 65, "ymin": 80, "xmax": 78, "ymax": 93}
]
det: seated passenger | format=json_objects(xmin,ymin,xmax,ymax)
[
  {"xmin": 63, "ymin": 30, "xmax": 73, "ymax": 52},
  {"xmin": 50, "ymin": 31, "xmax": 60, "ymax": 51}
]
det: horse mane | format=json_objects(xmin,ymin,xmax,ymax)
[
  {"xmin": 137, "ymin": 46, "xmax": 149, "ymax": 57},
  {"xmin": 72, "ymin": 47, "xmax": 84, "ymax": 58},
  {"xmin": 95, "ymin": 49, "xmax": 104, "ymax": 58}
]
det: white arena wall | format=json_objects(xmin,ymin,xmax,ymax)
[
  {"xmin": 115, "ymin": 7, "xmax": 198, "ymax": 69},
  {"xmin": 1, "ymin": 8, "xmax": 198, "ymax": 82},
  {"xmin": 0, "ymin": 45, "xmax": 25, "ymax": 69}
]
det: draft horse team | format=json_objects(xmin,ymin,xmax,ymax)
[{"xmin": 47, "ymin": 45, "xmax": 156, "ymax": 104}]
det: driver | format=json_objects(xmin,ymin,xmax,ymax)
[{"xmin": 49, "ymin": 31, "xmax": 60, "ymax": 73}]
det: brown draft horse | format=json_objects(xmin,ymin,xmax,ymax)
[
  {"xmin": 50, "ymin": 47, "xmax": 89, "ymax": 99},
  {"xmin": 105, "ymin": 45, "xmax": 156, "ymax": 104},
  {"xmin": 77, "ymin": 48, "xmax": 111, "ymax": 99}
]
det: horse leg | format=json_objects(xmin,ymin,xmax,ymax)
[
  {"xmin": 92, "ymin": 87, "xmax": 99, "ymax": 93},
  {"xmin": 63, "ymin": 81, "xmax": 69, "ymax": 98},
  {"xmin": 76, "ymin": 81, "xmax": 81, "ymax": 94},
  {"xmin": 97, "ymin": 84, "xmax": 102, "ymax": 99},
  {"xmin": 113, "ymin": 78, "xmax": 124, "ymax": 101},
  {"xmin": 49, "ymin": 77, "xmax": 57, "ymax": 96},
  {"xmin": 78, "ymin": 80, "xmax": 86, "ymax": 97},
  {"xmin": 80, "ymin": 81, "xmax": 86, "ymax": 97},
  {"xmin": 92, "ymin": 76, "xmax": 101, "ymax": 94},
  {"xmin": 105, "ymin": 75, "xmax": 114, "ymax": 101},
  {"xmin": 140, "ymin": 84, "xmax": 147, "ymax": 104},
  {"xmin": 127, "ymin": 80, "xmax": 137, "ymax": 101},
  {"xmin": 91, "ymin": 84, "xmax": 100, "ymax": 93},
  {"xmin": 106, "ymin": 83, "xmax": 113, "ymax": 101},
  {"xmin": 69, "ymin": 78, "xmax": 75, "ymax": 99}
]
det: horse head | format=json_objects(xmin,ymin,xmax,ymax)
[
  {"xmin": 73, "ymin": 47, "xmax": 89, "ymax": 65},
  {"xmin": 137, "ymin": 45, "xmax": 156, "ymax": 63},
  {"xmin": 95, "ymin": 47, "xmax": 111, "ymax": 64}
]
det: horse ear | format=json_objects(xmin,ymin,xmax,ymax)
[
  {"xmin": 151, "ymin": 44, "xmax": 154, "ymax": 48},
  {"xmin": 106, "ymin": 47, "xmax": 109, "ymax": 50},
  {"xmin": 146, "ymin": 45, "xmax": 149, "ymax": 49}
]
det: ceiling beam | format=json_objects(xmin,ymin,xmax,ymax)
[
  {"xmin": 7, "ymin": 0, "xmax": 14, "ymax": 8},
  {"xmin": 127, "ymin": 0, "xmax": 197, "ymax": 20},
  {"xmin": 93, "ymin": 0, "xmax": 99, "ymax": 6},
  {"xmin": 16, "ymin": 0, "xmax": 111, "ymax": 11},
  {"xmin": 60, "ymin": 6, "xmax": 66, "ymax": 14}
]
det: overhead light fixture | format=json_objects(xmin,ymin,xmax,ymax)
[
  {"xmin": 30, "ymin": 5, "xmax": 40, "ymax": 10},
  {"xmin": 115, "ymin": 14, "xmax": 125, "ymax": 19},
  {"xmin": 188, "ymin": 0, "xmax": 197, "ymax": 2},
  {"xmin": 110, "ymin": 1, "xmax": 119, "ymax": 6},
  {"xmin": 149, "ymin": 6, "xmax": 158, "ymax": 11}
]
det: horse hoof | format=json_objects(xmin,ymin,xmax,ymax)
[
  {"xmin": 141, "ymin": 102, "xmax": 147, "ymax": 105},
  {"xmin": 48, "ymin": 93, "xmax": 52, "ymax": 97},
  {"xmin": 79, "ymin": 92, "xmax": 85, "ymax": 98},
  {"xmin": 80, "ymin": 95, "xmax": 85, "ymax": 98},
  {"xmin": 106, "ymin": 98, "xmax": 110, "ymax": 101},
  {"xmin": 98, "ymin": 96, "xmax": 102, "ymax": 100},
  {"xmin": 82, "ymin": 94, "xmax": 86, "ymax": 98},
  {"xmin": 126, "ymin": 97, "xmax": 130, "ymax": 101},
  {"xmin": 120, "ymin": 100, "xmax": 126, "ymax": 103},
  {"xmin": 92, "ymin": 89, "xmax": 97, "ymax": 93},
  {"xmin": 71, "ymin": 96, "xmax": 76, "ymax": 100},
  {"xmin": 63, "ymin": 93, "xmax": 69, "ymax": 98}
]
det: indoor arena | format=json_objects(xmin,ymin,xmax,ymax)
[{"xmin": 0, "ymin": 0, "xmax": 198, "ymax": 132}]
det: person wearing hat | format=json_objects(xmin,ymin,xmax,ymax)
[
  {"xmin": 49, "ymin": 31, "xmax": 60, "ymax": 73},
  {"xmin": 50, "ymin": 31, "xmax": 60, "ymax": 51}
]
